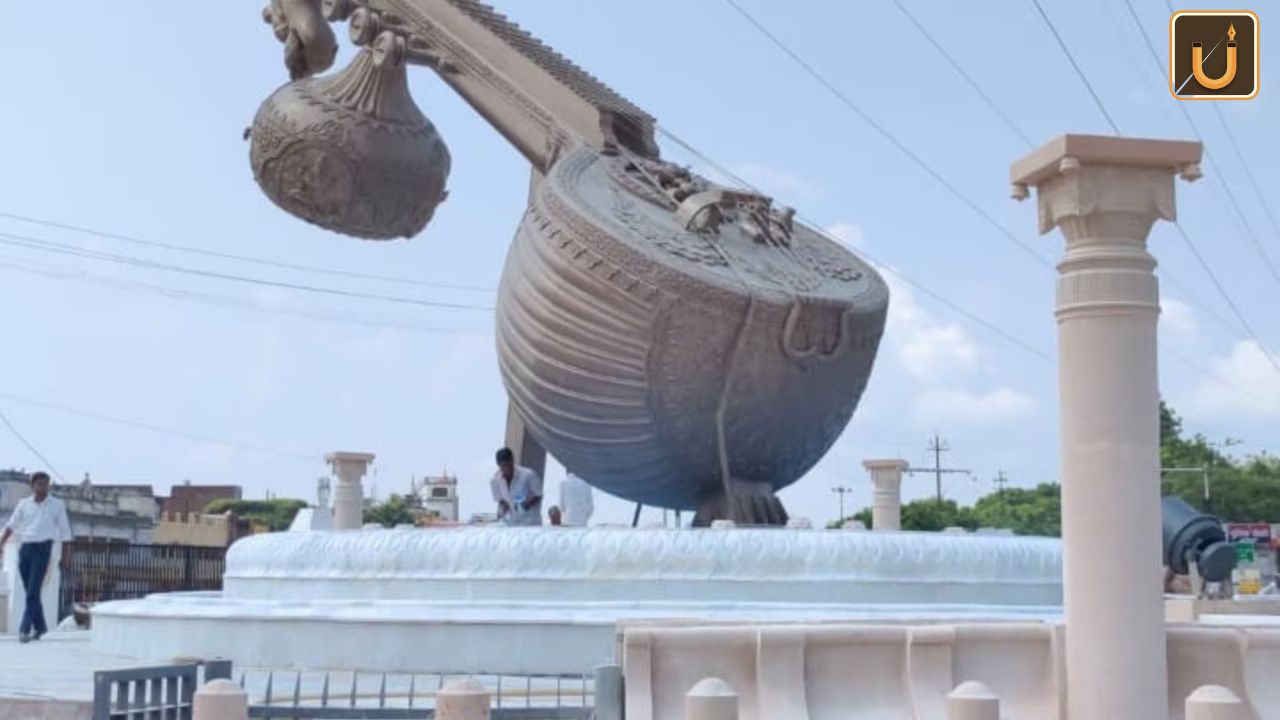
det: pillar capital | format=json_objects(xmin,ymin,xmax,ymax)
[
  {"xmin": 326, "ymin": 451, "xmax": 375, "ymax": 531},
  {"xmin": 863, "ymin": 459, "xmax": 910, "ymax": 473},
  {"xmin": 863, "ymin": 458, "xmax": 907, "ymax": 532},
  {"xmin": 325, "ymin": 451, "xmax": 376, "ymax": 474},
  {"xmin": 1011, "ymin": 134, "xmax": 1201, "ymax": 240}
]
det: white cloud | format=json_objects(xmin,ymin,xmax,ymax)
[
  {"xmin": 912, "ymin": 387, "xmax": 1036, "ymax": 426},
  {"xmin": 1160, "ymin": 297, "xmax": 1199, "ymax": 340},
  {"xmin": 824, "ymin": 223, "xmax": 865, "ymax": 248},
  {"xmin": 881, "ymin": 270, "xmax": 980, "ymax": 380},
  {"xmin": 1189, "ymin": 340, "xmax": 1280, "ymax": 418}
]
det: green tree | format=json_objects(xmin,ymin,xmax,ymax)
[
  {"xmin": 364, "ymin": 494, "xmax": 415, "ymax": 528},
  {"xmin": 971, "ymin": 483, "xmax": 1061, "ymax": 536},
  {"xmin": 204, "ymin": 498, "xmax": 308, "ymax": 531},
  {"xmin": 832, "ymin": 499, "xmax": 978, "ymax": 532},
  {"xmin": 1159, "ymin": 402, "xmax": 1279, "ymax": 521},
  {"xmin": 826, "ymin": 402, "xmax": 1277, "ymax": 532}
]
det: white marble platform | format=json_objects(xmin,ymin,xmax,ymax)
[{"xmin": 93, "ymin": 526, "xmax": 1066, "ymax": 675}]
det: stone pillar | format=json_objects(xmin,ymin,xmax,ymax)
[
  {"xmin": 325, "ymin": 452, "xmax": 376, "ymax": 530},
  {"xmin": 436, "ymin": 678, "xmax": 491, "ymax": 720},
  {"xmin": 504, "ymin": 404, "xmax": 546, "ymax": 481},
  {"xmin": 685, "ymin": 677, "xmax": 739, "ymax": 720},
  {"xmin": 863, "ymin": 459, "xmax": 908, "ymax": 531},
  {"xmin": 193, "ymin": 679, "xmax": 249, "ymax": 720},
  {"xmin": 1185, "ymin": 686, "xmax": 1247, "ymax": 720},
  {"xmin": 947, "ymin": 681, "xmax": 1000, "ymax": 720},
  {"xmin": 1011, "ymin": 134, "xmax": 1202, "ymax": 720}
]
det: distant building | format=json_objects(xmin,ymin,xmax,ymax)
[
  {"xmin": 1, "ymin": 470, "xmax": 157, "ymax": 543},
  {"xmin": 411, "ymin": 474, "xmax": 459, "ymax": 523},
  {"xmin": 1, "ymin": 470, "xmax": 246, "ymax": 545},
  {"xmin": 162, "ymin": 482, "xmax": 242, "ymax": 520}
]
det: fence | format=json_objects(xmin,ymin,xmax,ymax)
[
  {"xmin": 61, "ymin": 541, "xmax": 227, "ymax": 621},
  {"xmin": 92, "ymin": 662, "xmax": 621, "ymax": 720},
  {"xmin": 94, "ymin": 660, "xmax": 232, "ymax": 720}
]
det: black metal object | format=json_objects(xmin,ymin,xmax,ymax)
[
  {"xmin": 1162, "ymin": 495, "xmax": 1237, "ymax": 582},
  {"xmin": 92, "ymin": 660, "xmax": 231, "ymax": 720},
  {"xmin": 60, "ymin": 542, "xmax": 227, "ymax": 621}
]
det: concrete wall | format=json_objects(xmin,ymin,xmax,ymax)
[
  {"xmin": 622, "ymin": 621, "xmax": 1280, "ymax": 719},
  {"xmin": 152, "ymin": 514, "xmax": 232, "ymax": 547}
]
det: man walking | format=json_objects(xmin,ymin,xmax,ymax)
[
  {"xmin": 0, "ymin": 471, "xmax": 73, "ymax": 643},
  {"xmin": 490, "ymin": 447, "xmax": 543, "ymax": 526}
]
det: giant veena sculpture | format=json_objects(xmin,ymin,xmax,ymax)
[{"xmin": 250, "ymin": 0, "xmax": 888, "ymax": 524}]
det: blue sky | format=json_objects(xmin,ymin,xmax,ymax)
[{"xmin": 0, "ymin": 0, "xmax": 1276, "ymax": 526}]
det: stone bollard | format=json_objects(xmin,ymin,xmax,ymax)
[
  {"xmin": 437, "ymin": 678, "xmax": 491, "ymax": 720},
  {"xmin": 947, "ymin": 681, "xmax": 1000, "ymax": 720},
  {"xmin": 593, "ymin": 665, "xmax": 624, "ymax": 720},
  {"xmin": 1186, "ymin": 685, "xmax": 1248, "ymax": 720},
  {"xmin": 686, "ymin": 677, "xmax": 739, "ymax": 720},
  {"xmin": 193, "ymin": 679, "xmax": 248, "ymax": 720}
]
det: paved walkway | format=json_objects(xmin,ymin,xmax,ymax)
[{"xmin": 0, "ymin": 632, "xmax": 142, "ymax": 702}]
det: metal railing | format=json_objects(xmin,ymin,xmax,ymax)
[
  {"xmin": 61, "ymin": 541, "xmax": 227, "ymax": 620},
  {"xmin": 93, "ymin": 659, "xmax": 232, "ymax": 720},
  {"xmin": 92, "ymin": 662, "xmax": 623, "ymax": 720}
]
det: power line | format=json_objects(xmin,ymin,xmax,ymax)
[
  {"xmin": 0, "ymin": 255, "xmax": 488, "ymax": 336},
  {"xmin": 656, "ymin": 125, "xmax": 1054, "ymax": 361},
  {"xmin": 1209, "ymin": 103, "xmax": 1280, "ymax": 276},
  {"xmin": 662, "ymin": 123, "xmax": 1269, "ymax": 389},
  {"xmin": 1036, "ymin": 0, "xmax": 1280, "ymax": 378},
  {"xmin": 0, "ymin": 230, "xmax": 496, "ymax": 313},
  {"xmin": 0, "ymin": 389, "xmax": 316, "ymax": 463},
  {"xmin": 874, "ymin": 0, "xmax": 1240, "ymax": 343},
  {"xmin": 886, "ymin": 0, "xmax": 1033, "ymax": 148},
  {"xmin": 1169, "ymin": 222, "xmax": 1280, "ymax": 376},
  {"xmin": 0, "ymin": 211, "xmax": 495, "ymax": 294},
  {"xmin": 0, "ymin": 407, "xmax": 66, "ymax": 482},
  {"xmin": 717, "ymin": 0, "xmax": 1054, "ymax": 270},
  {"xmin": 1028, "ymin": 0, "xmax": 1121, "ymax": 134},
  {"xmin": 1120, "ymin": 0, "xmax": 1280, "ymax": 297}
]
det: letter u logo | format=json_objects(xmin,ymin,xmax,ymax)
[{"xmin": 1191, "ymin": 41, "xmax": 1238, "ymax": 89}]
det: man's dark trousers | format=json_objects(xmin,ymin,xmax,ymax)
[{"xmin": 18, "ymin": 540, "xmax": 53, "ymax": 637}]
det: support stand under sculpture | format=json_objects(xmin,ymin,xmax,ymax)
[{"xmin": 248, "ymin": 0, "xmax": 889, "ymax": 525}]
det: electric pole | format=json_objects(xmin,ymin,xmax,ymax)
[
  {"xmin": 905, "ymin": 434, "xmax": 971, "ymax": 502},
  {"xmin": 831, "ymin": 485, "xmax": 853, "ymax": 523},
  {"xmin": 993, "ymin": 470, "xmax": 1009, "ymax": 524}
]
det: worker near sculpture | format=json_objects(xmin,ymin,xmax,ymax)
[
  {"xmin": 0, "ymin": 471, "xmax": 73, "ymax": 643},
  {"xmin": 491, "ymin": 448, "xmax": 544, "ymax": 527}
]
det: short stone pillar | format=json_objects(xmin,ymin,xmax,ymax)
[
  {"xmin": 325, "ymin": 451, "xmax": 376, "ymax": 530},
  {"xmin": 685, "ymin": 677, "xmax": 738, "ymax": 720},
  {"xmin": 436, "ymin": 678, "xmax": 491, "ymax": 720},
  {"xmin": 947, "ymin": 681, "xmax": 1000, "ymax": 720},
  {"xmin": 1012, "ymin": 134, "xmax": 1203, "ymax": 720},
  {"xmin": 863, "ymin": 459, "xmax": 908, "ymax": 531},
  {"xmin": 1186, "ymin": 686, "xmax": 1247, "ymax": 720},
  {"xmin": 593, "ymin": 665, "xmax": 624, "ymax": 720},
  {"xmin": 193, "ymin": 679, "xmax": 248, "ymax": 720}
]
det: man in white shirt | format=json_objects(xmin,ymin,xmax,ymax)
[
  {"xmin": 490, "ymin": 447, "xmax": 543, "ymax": 526},
  {"xmin": 0, "ymin": 471, "xmax": 73, "ymax": 643},
  {"xmin": 559, "ymin": 472, "xmax": 595, "ymax": 527}
]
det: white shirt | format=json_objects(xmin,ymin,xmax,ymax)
[
  {"xmin": 490, "ymin": 466, "xmax": 544, "ymax": 526},
  {"xmin": 4, "ymin": 495, "xmax": 73, "ymax": 544},
  {"xmin": 559, "ymin": 474, "xmax": 595, "ymax": 527}
]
